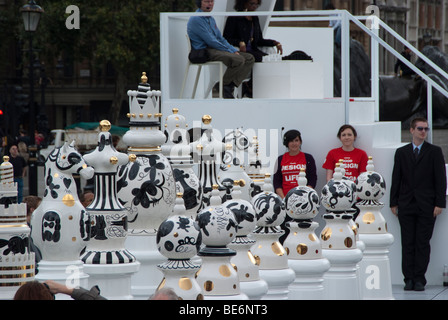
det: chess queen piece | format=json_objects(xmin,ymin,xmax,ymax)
[
  {"xmin": 190, "ymin": 115, "xmax": 226, "ymax": 208},
  {"xmin": 0, "ymin": 156, "xmax": 34, "ymax": 299},
  {"xmin": 162, "ymin": 108, "xmax": 202, "ymax": 218},
  {"xmin": 320, "ymin": 164, "xmax": 363, "ymax": 300},
  {"xmin": 156, "ymin": 193, "xmax": 203, "ymax": 300},
  {"xmin": 30, "ymin": 142, "xmax": 94, "ymax": 299},
  {"xmin": 218, "ymin": 128, "xmax": 253, "ymax": 202},
  {"xmin": 355, "ymin": 157, "xmax": 394, "ymax": 299},
  {"xmin": 283, "ymin": 168, "xmax": 330, "ymax": 300},
  {"xmin": 250, "ymin": 174, "xmax": 295, "ymax": 299},
  {"xmin": 226, "ymin": 180, "xmax": 268, "ymax": 300},
  {"xmin": 81, "ymin": 120, "xmax": 140, "ymax": 300},
  {"xmin": 117, "ymin": 73, "xmax": 176, "ymax": 298},
  {"xmin": 195, "ymin": 185, "xmax": 248, "ymax": 299}
]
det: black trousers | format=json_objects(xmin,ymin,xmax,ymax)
[{"xmin": 398, "ymin": 200, "xmax": 436, "ymax": 285}]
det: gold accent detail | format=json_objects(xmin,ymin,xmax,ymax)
[
  {"xmin": 68, "ymin": 215, "xmax": 73, "ymax": 220},
  {"xmin": 62, "ymin": 194, "xmax": 75, "ymax": 207},
  {"xmin": 0, "ymin": 224, "xmax": 28, "ymax": 228},
  {"xmin": 154, "ymin": 113, "xmax": 162, "ymax": 118},
  {"xmin": 362, "ymin": 212, "xmax": 375, "ymax": 224},
  {"xmin": 72, "ymin": 237, "xmax": 76, "ymax": 242},
  {"xmin": 247, "ymin": 251, "xmax": 259, "ymax": 266},
  {"xmin": 196, "ymin": 144, "xmax": 203, "ymax": 151},
  {"xmin": 204, "ymin": 280, "xmax": 214, "ymax": 292},
  {"xmin": 0, "ymin": 265, "xmax": 34, "ymax": 271},
  {"xmin": 141, "ymin": 72, "xmax": 148, "ymax": 83},
  {"xmin": 176, "ymin": 192, "xmax": 183, "ymax": 198},
  {"xmin": 285, "ymin": 247, "xmax": 290, "ymax": 255},
  {"xmin": 54, "ymin": 173, "xmax": 59, "ymax": 178},
  {"xmin": 82, "ymin": 164, "xmax": 87, "ymax": 169},
  {"xmin": 127, "ymin": 113, "xmax": 131, "ymax": 118},
  {"xmin": 172, "ymin": 108, "xmax": 179, "ymax": 114},
  {"xmin": 219, "ymin": 265, "xmax": 232, "ymax": 277},
  {"xmin": 174, "ymin": 232, "xmax": 179, "ymax": 238},
  {"xmin": 297, "ymin": 243, "xmax": 308, "ymax": 255},
  {"xmin": 147, "ymin": 114, "xmax": 152, "ymax": 118},
  {"xmin": 344, "ymin": 237, "xmax": 353, "ymax": 248},
  {"xmin": 128, "ymin": 147, "xmax": 161, "ymax": 152},
  {"xmin": 212, "ymin": 184, "xmax": 218, "ymax": 190},
  {"xmin": 157, "ymin": 277, "xmax": 166, "ymax": 291},
  {"xmin": 321, "ymin": 227, "xmax": 332, "ymax": 241},
  {"xmin": 271, "ymin": 242, "xmax": 285, "ymax": 256},
  {"xmin": 245, "ymin": 273, "xmax": 250, "ymax": 278},
  {"xmin": 139, "ymin": 114, "xmax": 144, "ymax": 118},
  {"xmin": 309, "ymin": 233, "xmax": 317, "ymax": 242},
  {"xmin": 2, "ymin": 156, "xmax": 10, "ymax": 162},
  {"xmin": 202, "ymin": 115, "xmax": 212, "ymax": 125},
  {"xmin": 179, "ymin": 277, "xmax": 192, "ymax": 291},
  {"xmin": 99, "ymin": 120, "xmax": 111, "ymax": 132},
  {"xmin": 129, "ymin": 154, "xmax": 137, "ymax": 162},
  {"xmin": 110, "ymin": 156, "xmax": 118, "ymax": 165}
]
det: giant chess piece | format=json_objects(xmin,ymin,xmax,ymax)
[
  {"xmin": 0, "ymin": 156, "xmax": 34, "ymax": 299},
  {"xmin": 117, "ymin": 73, "xmax": 176, "ymax": 299},
  {"xmin": 246, "ymin": 135, "xmax": 264, "ymax": 199},
  {"xmin": 156, "ymin": 193, "xmax": 203, "ymax": 300},
  {"xmin": 355, "ymin": 156, "xmax": 394, "ymax": 299},
  {"xmin": 162, "ymin": 108, "xmax": 202, "ymax": 218},
  {"xmin": 195, "ymin": 185, "xmax": 248, "ymax": 299},
  {"xmin": 283, "ymin": 168, "xmax": 330, "ymax": 300},
  {"xmin": 250, "ymin": 174, "xmax": 295, "ymax": 299},
  {"xmin": 226, "ymin": 180, "xmax": 268, "ymax": 300},
  {"xmin": 30, "ymin": 142, "xmax": 94, "ymax": 299},
  {"xmin": 81, "ymin": 120, "xmax": 140, "ymax": 300},
  {"xmin": 190, "ymin": 115, "xmax": 226, "ymax": 208},
  {"xmin": 320, "ymin": 164, "xmax": 363, "ymax": 300},
  {"xmin": 218, "ymin": 128, "xmax": 253, "ymax": 202}
]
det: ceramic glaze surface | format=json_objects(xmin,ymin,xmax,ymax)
[
  {"xmin": 31, "ymin": 141, "xmax": 94, "ymax": 261},
  {"xmin": 284, "ymin": 186, "xmax": 320, "ymax": 220}
]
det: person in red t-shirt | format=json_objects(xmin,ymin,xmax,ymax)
[
  {"xmin": 273, "ymin": 129, "xmax": 317, "ymax": 198},
  {"xmin": 322, "ymin": 124, "xmax": 368, "ymax": 182}
]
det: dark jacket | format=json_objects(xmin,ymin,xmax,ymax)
[
  {"xmin": 273, "ymin": 152, "xmax": 317, "ymax": 190},
  {"xmin": 390, "ymin": 141, "xmax": 447, "ymax": 213},
  {"xmin": 223, "ymin": 15, "xmax": 276, "ymax": 59}
]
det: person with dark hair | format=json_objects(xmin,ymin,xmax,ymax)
[
  {"xmin": 43, "ymin": 280, "xmax": 107, "ymax": 300},
  {"xmin": 187, "ymin": 0, "xmax": 255, "ymax": 99},
  {"xmin": 13, "ymin": 281, "xmax": 55, "ymax": 300},
  {"xmin": 322, "ymin": 124, "xmax": 368, "ymax": 182},
  {"xmin": 223, "ymin": 0, "xmax": 282, "ymax": 63},
  {"xmin": 273, "ymin": 129, "xmax": 317, "ymax": 199},
  {"xmin": 8, "ymin": 145, "xmax": 28, "ymax": 203},
  {"xmin": 394, "ymin": 46, "xmax": 415, "ymax": 78},
  {"xmin": 390, "ymin": 117, "xmax": 446, "ymax": 292},
  {"xmin": 273, "ymin": 129, "xmax": 317, "ymax": 244}
]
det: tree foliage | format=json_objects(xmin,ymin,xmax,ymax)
[{"xmin": 2, "ymin": 0, "xmax": 195, "ymax": 124}]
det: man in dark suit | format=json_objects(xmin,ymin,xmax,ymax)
[{"xmin": 390, "ymin": 117, "xmax": 447, "ymax": 291}]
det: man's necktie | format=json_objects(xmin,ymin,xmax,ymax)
[{"xmin": 414, "ymin": 147, "xmax": 419, "ymax": 159}]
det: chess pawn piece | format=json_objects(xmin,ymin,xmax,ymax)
[
  {"xmin": 162, "ymin": 108, "xmax": 202, "ymax": 218},
  {"xmin": 226, "ymin": 180, "xmax": 268, "ymax": 300},
  {"xmin": 195, "ymin": 185, "xmax": 248, "ymax": 299},
  {"xmin": 156, "ymin": 193, "xmax": 203, "ymax": 300},
  {"xmin": 117, "ymin": 73, "xmax": 176, "ymax": 298},
  {"xmin": 0, "ymin": 156, "xmax": 34, "ymax": 299},
  {"xmin": 30, "ymin": 143, "xmax": 94, "ymax": 299},
  {"xmin": 81, "ymin": 120, "xmax": 140, "ymax": 300},
  {"xmin": 283, "ymin": 168, "xmax": 330, "ymax": 299},
  {"xmin": 218, "ymin": 128, "xmax": 253, "ymax": 202},
  {"xmin": 355, "ymin": 157, "xmax": 394, "ymax": 299},
  {"xmin": 250, "ymin": 174, "xmax": 295, "ymax": 299},
  {"xmin": 320, "ymin": 164, "xmax": 363, "ymax": 300}
]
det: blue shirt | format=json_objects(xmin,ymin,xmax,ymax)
[{"xmin": 187, "ymin": 9, "xmax": 237, "ymax": 53}]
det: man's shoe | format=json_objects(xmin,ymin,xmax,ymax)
[
  {"xmin": 223, "ymin": 84, "xmax": 235, "ymax": 99},
  {"xmin": 404, "ymin": 280, "xmax": 414, "ymax": 291},
  {"xmin": 414, "ymin": 282, "xmax": 425, "ymax": 291}
]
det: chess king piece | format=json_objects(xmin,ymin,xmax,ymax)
[
  {"xmin": 81, "ymin": 120, "xmax": 140, "ymax": 300},
  {"xmin": 30, "ymin": 142, "xmax": 94, "ymax": 299},
  {"xmin": 162, "ymin": 107, "xmax": 202, "ymax": 219},
  {"xmin": 190, "ymin": 115, "xmax": 226, "ymax": 208},
  {"xmin": 250, "ymin": 174, "xmax": 295, "ymax": 299},
  {"xmin": 0, "ymin": 156, "xmax": 34, "ymax": 299},
  {"xmin": 156, "ymin": 193, "xmax": 203, "ymax": 300},
  {"xmin": 226, "ymin": 180, "xmax": 268, "ymax": 300},
  {"xmin": 195, "ymin": 185, "xmax": 248, "ymax": 299},
  {"xmin": 355, "ymin": 157, "xmax": 394, "ymax": 299},
  {"xmin": 117, "ymin": 73, "xmax": 176, "ymax": 298},
  {"xmin": 320, "ymin": 164, "xmax": 363, "ymax": 300},
  {"xmin": 218, "ymin": 128, "xmax": 253, "ymax": 202},
  {"xmin": 283, "ymin": 168, "xmax": 330, "ymax": 300}
]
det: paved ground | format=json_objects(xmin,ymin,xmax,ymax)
[{"xmin": 393, "ymin": 285, "xmax": 448, "ymax": 300}]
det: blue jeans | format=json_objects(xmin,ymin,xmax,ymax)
[{"xmin": 14, "ymin": 177, "xmax": 24, "ymax": 203}]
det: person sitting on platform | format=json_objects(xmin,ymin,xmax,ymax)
[{"xmin": 187, "ymin": 0, "xmax": 255, "ymax": 99}]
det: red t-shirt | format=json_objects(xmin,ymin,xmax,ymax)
[
  {"xmin": 280, "ymin": 152, "xmax": 307, "ymax": 195},
  {"xmin": 322, "ymin": 147, "xmax": 368, "ymax": 181}
]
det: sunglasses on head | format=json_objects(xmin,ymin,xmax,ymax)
[{"xmin": 416, "ymin": 126, "xmax": 430, "ymax": 132}]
